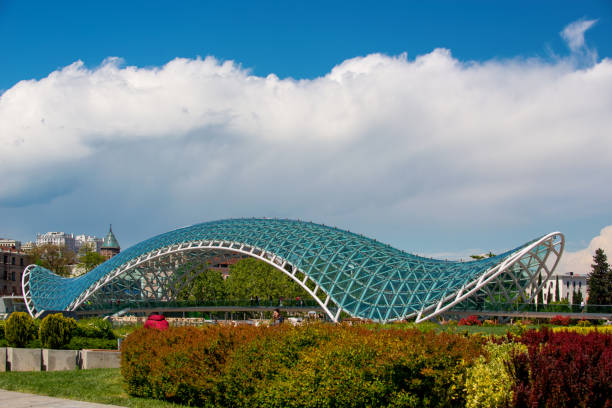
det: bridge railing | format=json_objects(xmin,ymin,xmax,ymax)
[
  {"xmin": 450, "ymin": 302, "xmax": 612, "ymax": 314},
  {"xmin": 78, "ymin": 298, "xmax": 322, "ymax": 312}
]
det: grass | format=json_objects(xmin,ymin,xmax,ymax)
[{"xmin": 0, "ymin": 368, "xmax": 186, "ymax": 408}]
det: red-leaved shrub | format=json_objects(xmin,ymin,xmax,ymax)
[
  {"xmin": 550, "ymin": 315, "xmax": 571, "ymax": 326},
  {"xmin": 458, "ymin": 315, "xmax": 482, "ymax": 326},
  {"xmin": 507, "ymin": 328, "xmax": 612, "ymax": 408}
]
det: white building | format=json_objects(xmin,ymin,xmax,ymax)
[
  {"xmin": 36, "ymin": 232, "xmax": 77, "ymax": 253},
  {"xmin": 536, "ymin": 272, "xmax": 588, "ymax": 304},
  {"xmin": 75, "ymin": 234, "xmax": 103, "ymax": 253}
]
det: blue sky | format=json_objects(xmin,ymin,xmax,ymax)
[
  {"xmin": 1, "ymin": 0, "xmax": 610, "ymax": 90},
  {"xmin": 1, "ymin": 1, "xmax": 611, "ymax": 273}
]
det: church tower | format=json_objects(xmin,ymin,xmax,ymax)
[{"xmin": 101, "ymin": 224, "xmax": 120, "ymax": 260}]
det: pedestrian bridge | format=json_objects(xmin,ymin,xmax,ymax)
[{"xmin": 22, "ymin": 218, "xmax": 564, "ymax": 322}]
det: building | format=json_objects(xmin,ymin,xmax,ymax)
[
  {"xmin": 21, "ymin": 219, "xmax": 564, "ymax": 322},
  {"xmin": 100, "ymin": 225, "xmax": 120, "ymax": 260},
  {"xmin": 0, "ymin": 239, "xmax": 21, "ymax": 250},
  {"xmin": 21, "ymin": 242, "xmax": 35, "ymax": 252},
  {"xmin": 539, "ymin": 272, "xmax": 588, "ymax": 304},
  {"xmin": 1, "ymin": 248, "xmax": 30, "ymax": 296},
  {"xmin": 75, "ymin": 234, "xmax": 103, "ymax": 253},
  {"xmin": 36, "ymin": 232, "xmax": 77, "ymax": 253}
]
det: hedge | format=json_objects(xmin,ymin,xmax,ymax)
[{"xmin": 121, "ymin": 324, "xmax": 484, "ymax": 407}]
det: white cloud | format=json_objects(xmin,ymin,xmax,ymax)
[
  {"xmin": 1, "ymin": 30, "xmax": 612, "ymax": 251},
  {"xmin": 558, "ymin": 225, "xmax": 612, "ymax": 276},
  {"xmin": 561, "ymin": 18, "xmax": 597, "ymax": 53}
]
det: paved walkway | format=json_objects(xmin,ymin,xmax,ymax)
[{"xmin": 0, "ymin": 390, "xmax": 123, "ymax": 408}]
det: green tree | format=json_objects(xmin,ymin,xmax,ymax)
[
  {"xmin": 587, "ymin": 248, "xmax": 612, "ymax": 305},
  {"xmin": 225, "ymin": 258, "xmax": 309, "ymax": 302},
  {"xmin": 554, "ymin": 275, "xmax": 560, "ymax": 302},
  {"xmin": 178, "ymin": 268, "xmax": 227, "ymax": 302},
  {"xmin": 28, "ymin": 244, "xmax": 77, "ymax": 277},
  {"xmin": 77, "ymin": 250, "xmax": 107, "ymax": 273},
  {"xmin": 5, "ymin": 312, "xmax": 37, "ymax": 347}
]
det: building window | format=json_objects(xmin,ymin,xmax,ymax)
[
  {"xmin": 3, "ymin": 270, "xmax": 7, "ymax": 280},
  {"xmin": 3, "ymin": 255, "xmax": 6, "ymax": 264},
  {"xmin": 20, "ymin": 258, "xmax": 23, "ymax": 266},
  {"xmin": 11, "ymin": 272, "xmax": 15, "ymax": 281},
  {"xmin": 11, "ymin": 257, "xmax": 15, "ymax": 265}
]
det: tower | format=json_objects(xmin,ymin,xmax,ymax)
[{"xmin": 101, "ymin": 224, "xmax": 120, "ymax": 260}]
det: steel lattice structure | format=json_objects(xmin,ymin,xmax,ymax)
[{"xmin": 22, "ymin": 218, "xmax": 564, "ymax": 322}]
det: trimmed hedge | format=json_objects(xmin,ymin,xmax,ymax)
[{"xmin": 122, "ymin": 324, "xmax": 484, "ymax": 407}]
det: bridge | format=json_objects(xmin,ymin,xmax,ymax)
[{"xmin": 23, "ymin": 218, "xmax": 564, "ymax": 323}]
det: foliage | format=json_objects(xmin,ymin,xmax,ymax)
[
  {"xmin": 66, "ymin": 336, "xmax": 118, "ymax": 350},
  {"xmin": 5, "ymin": 312, "xmax": 37, "ymax": 347},
  {"xmin": 73, "ymin": 318, "xmax": 116, "ymax": 340},
  {"xmin": 121, "ymin": 324, "xmax": 484, "ymax": 407},
  {"xmin": 508, "ymin": 328, "xmax": 612, "ymax": 408},
  {"xmin": 38, "ymin": 313, "xmax": 77, "ymax": 349},
  {"xmin": 464, "ymin": 342, "xmax": 527, "ymax": 408},
  {"xmin": 178, "ymin": 268, "xmax": 227, "ymax": 302},
  {"xmin": 550, "ymin": 315, "xmax": 571, "ymax": 326},
  {"xmin": 587, "ymin": 248, "xmax": 612, "ymax": 305},
  {"xmin": 458, "ymin": 315, "xmax": 481, "ymax": 326},
  {"xmin": 0, "ymin": 320, "xmax": 5, "ymax": 340},
  {"xmin": 27, "ymin": 243, "xmax": 77, "ymax": 277},
  {"xmin": 177, "ymin": 258, "xmax": 310, "ymax": 304},
  {"xmin": 77, "ymin": 250, "xmax": 107, "ymax": 274},
  {"xmin": 225, "ymin": 258, "xmax": 309, "ymax": 301},
  {"xmin": 577, "ymin": 319, "xmax": 591, "ymax": 327},
  {"xmin": 552, "ymin": 325, "xmax": 612, "ymax": 335}
]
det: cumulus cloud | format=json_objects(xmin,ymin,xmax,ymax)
[
  {"xmin": 1, "ymin": 22, "xmax": 612, "ymax": 251},
  {"xmin": 558, "ymin": 226, "xmax": 612, "ymax": 275}
]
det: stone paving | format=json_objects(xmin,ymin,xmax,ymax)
[{"xmin": 0, "ymin": 389, "xmax": 123, "ymax": 407}]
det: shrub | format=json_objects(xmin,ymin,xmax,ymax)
[
  {"xmin": 39, "ymin": 313, "xmax": 77, "ymax": 349},
  {"xmin": 482, "ymin": 319, "xmax": 497, "ymax": 327},
  {"xmin": 508, "ymin": 328, "xmax": 612, "ymax": 407},
  {"xmin": 0, "ymin": 320, "xmax": 5, "ymax": 340},
  {"xmin": 5, "ymin": 312, "xmax": 37, "ymax": 347},
  {"xmin": 552, "ymin": 325, "xmax": 612, "ymax": 335},
  {"xmin": 73, "ymin": 318, "xmax": 116, "ymax": 340},
  {"xmin": 464, "ymin": 342, "xmax": 527, "ymax": 408},
  {"xmin": 577, "ymin": 319, "xmax": 592, "ymax": 327},
  {"xmin": 66, "ymin": 336, "xmax": 118, "ymax": 350},
  {"xmin": 458, "ymin": 315, "xmax": 481, "ymax": 326},
  {"xmin": 550, "ymin": 315, "xmax": 571, "ymax": 326},
  {"xmin": 122, "ymin": 324, "xmax": 485, "ymax": 407}
]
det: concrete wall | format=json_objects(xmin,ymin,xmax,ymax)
[
  {"xmin": 7, "ymin": 348, "xmax": 41, "ymax": 371},
  {"xmin": 80, "ymin": 350, "xmax": 120, "ymax": 369},
  {"xmin": 0, "ymin": 347, "xmax": 5, "ymax": 372},
  {"xmin": 42, "ymin": 349, "xmax": 79, "ymax": 371},
  {"xmin": 3, "ymin": 348, "xmax": 120, "ymax": 371}
]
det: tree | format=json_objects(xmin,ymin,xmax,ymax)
[
  {"xmin": 554, "ymin": 275, "xmax": 560, "ymax": 302},
  {"xmin": 225, "ymin": 258, "xmax": 309, "ymax": 302},
  {"xmin": 178, "ymin": 268, "xmax": 227, "ymax": 302},
  {"xmin": 28, "ymin": 244, "xmax": 77, "ymax": 277},
  {"xmin": 77, "ymin": 250, "xmax": 106, "ymax": 273},
  {"xmin": 573, "ymin": 290, "xmax": 583, "ymax": 310},
  {"xmin": 587, "ymin": 248, "xmax": 612, "ymax": 305}
]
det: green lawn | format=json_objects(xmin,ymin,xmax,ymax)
[{"xmin": 0, "ymin": 368, "xmax": 186, "ymax": 408}]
